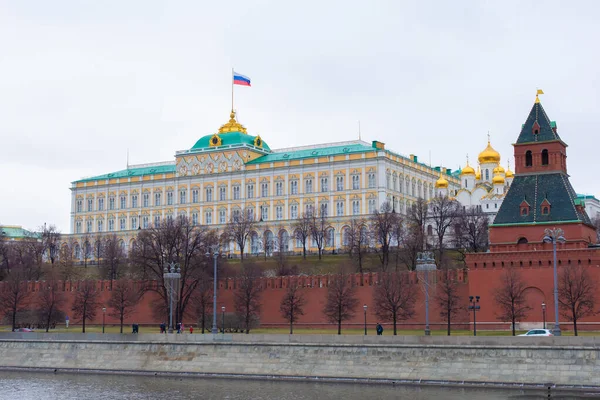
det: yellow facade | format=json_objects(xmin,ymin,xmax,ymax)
[{"xmin": 68, "ymin": 110, "xmax": 460, "ymax": 257}]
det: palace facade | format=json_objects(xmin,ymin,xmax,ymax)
[{"xmin": 70, "ymin": 110, "xmax": 459, "ymax": 256}]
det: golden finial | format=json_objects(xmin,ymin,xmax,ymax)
[
  {"xmin": 218, "ymin": 109, "xmax": 247, "ymax": 134},
  {"xmin": 535, "ymin": 89, "xmax": 544, "ymax": 104}
]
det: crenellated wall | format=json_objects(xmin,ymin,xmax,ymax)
[{"xmin": 2, "ymin": 266, "xmax": 600, "ymax": 331}]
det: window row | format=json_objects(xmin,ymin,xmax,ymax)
[
  {"xmin": 76, "ymin": 176, "xmax": 377, "ymax": 212},
  {"xmin": 74, "ymin": 200, "xmax": 377, "ymax": 233}
]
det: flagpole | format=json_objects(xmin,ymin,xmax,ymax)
[{"xmin": 231, "ymin": 68, "xmax": 234, "ymax": 111}]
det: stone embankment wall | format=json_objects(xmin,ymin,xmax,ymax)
[{"xmin": 0, "ymin": 334, "xmax": 598, "ymax": 388}]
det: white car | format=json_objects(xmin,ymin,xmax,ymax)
[{"xmin": 518, "ymin": 329, "xmax": 553, "ymax": 336}]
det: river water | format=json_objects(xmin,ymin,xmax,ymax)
[{"xmin": 0, "ymin": 371, "xmax": 565, "ymax": 399}]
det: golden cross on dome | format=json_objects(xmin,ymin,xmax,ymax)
[{"xmin": 487, "ymin": 131, "xmax": 491, "ymax": 143}]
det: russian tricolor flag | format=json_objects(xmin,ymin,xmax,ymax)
[{"xmin": 233, "ymin": 71, "xmax": 251, "ymax": 86}]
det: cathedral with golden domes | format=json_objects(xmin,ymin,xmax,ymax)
[{"xmin": 435, "ymin": 138, "xmax": 513, "ymax": 221}]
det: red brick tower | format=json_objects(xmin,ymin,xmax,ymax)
[{"xmin": 488, "ymin": 94, "xmax": 597, "ymax": 252}]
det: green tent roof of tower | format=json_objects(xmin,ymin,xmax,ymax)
[{"xmin": 516, "ymin": 100, "xmax": 562, "ymax": 144}]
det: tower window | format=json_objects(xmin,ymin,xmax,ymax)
[
  {"xmin": 525, "ymin": 150, "xmax": 532, "ymax": 167},
  {"xmin": 541, "ymin": 149, "xmax": 549, "ymax": 166},
  {"xmin": 542, "ymin": 206, "xmax": 549, "ymax": 215},
  {"xmin": 520, "ymin": 207, "xmax": 529, "ymax": 216}
]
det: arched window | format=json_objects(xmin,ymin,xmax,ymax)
[
  {"xmin": 427, "ymin": 225, "xmax": 433, "ymax": 235},
  {"xmin": 465, "ymin": 179, "xmax": 468, "ymax": 188},
  {"xmin": 525, "ymin": 150, "xmax": 532, "ymax": 167},
  {"xmin": 517, "ymin": 237, "xmax": 528, "ymax": 244},
  {"xmin": 541, "ymin": 149, "xmax": 549, "ymax": 166},
  {"xmin": 542, "ymin": 206, "xmax": 549, "ymax": 215},
  {"xmin": 485, "ymin": 169, "xmax": 489, "ymax": 181}
]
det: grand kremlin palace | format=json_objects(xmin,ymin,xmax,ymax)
[{"xmin": 69, "ymin": 110, "xmax": 461, "ymax": 256}]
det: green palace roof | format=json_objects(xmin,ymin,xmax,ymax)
[
  {"xmin": 73, "ymin": 163, "xmax": 175, "ymax": 183},
  {"xmin": 0, "ymin": 225, "xmax": 39, "ymax": 240},
  {"xmin": 191, "ymin": 132, "xmax": 271, "ymax": 151},
  {"xmin": 246, "ymin": 142, "xmax": 374, "ymax": 164}
]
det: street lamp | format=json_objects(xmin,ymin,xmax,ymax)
[
  {"xmin": 205, "ymin": 245, "xmax": 220, "ymax": 334},
  {"xmin": 163, "ymin": 262, "xmax": 181, "ymax": 334},
  {"xmin": 221, "ymin": 306, "xmax": 226, "ymax": 334},
  {"xmin": 542, "ymin": 302, "xmax": 546, "ymax": 329},
  {"xmin": 543, "ymin": 227, "xmax": 566, "ymax": 336},
  {"xmin": 363, "ymin": 304, "xmax": 367, "ymax": 335},
  {"xmin": 416, "ymin": 252, "xmax": 436, "ymax": 336},
  {"xmin": 102, "ymin": 307, "xmax": 106, "ymax": 334},
  {"xmin": 468, "ymin": 296, "xmax": 480, "ymax": 336}
]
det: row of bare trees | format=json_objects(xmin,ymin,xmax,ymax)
[
  {"xmin": 494, "ymin": 266, "xmax": 597, "ymax": 336},
  {"xmin": 0, "ymin": 270, "xmax": 141, "ymax": 333}
]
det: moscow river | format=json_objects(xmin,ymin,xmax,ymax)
[{"xmin": 0, "ymin": 371, "xmax": 567, "ymax": 400}]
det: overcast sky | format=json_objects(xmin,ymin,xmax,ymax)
[{"xmin": 1, "ymin": 0, "xmax": 599, "ymax": 233}]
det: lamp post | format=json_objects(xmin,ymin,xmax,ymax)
[
  {"xmin": 416, "ymin": 252, "xmax": 436, "ymax": 336},
  {"xmin": 221, "ymin": 306, "xmax": 225, "ymax": 334},
  {"xmin": 468, "ymin": 296, "xmax": 480, "ymax": 336},
  {"xmin": 543, "ymin": 227, "xmax": 566, "ymax": 336},
  {"xmin": 206, "ymin": 245, "xmax": 220, "ymax": 334},
  {"xmin": 542, "ymin": 302, "xmax": 546, "ymax": 329},
  {"xmin": 363, "ymin": 304, "xmax": 367, "ymax": 335},
  {"xmin": 102, "ymin": 307, "xmax": 106, "ymax": 334},
  {"xmin": 163, "ymin": 262, "xmax": 181, "ymax": 334}
]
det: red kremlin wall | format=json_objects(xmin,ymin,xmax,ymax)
[{"xmin": 3, "ymin": 263, "xmax": 600, "ymax": 332}]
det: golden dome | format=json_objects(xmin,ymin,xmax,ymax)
[
  {"xmin": 493, "ymin": 165, "xmax": 505, "ymax": 175},
  {"xmin": 475, "ymin": 166, "xmax": 481, "ymax": 180},
  {"xmin": 461, "ymin": 162, "xmax": 476, "ymax": 176},
  {"xmin": 435, "ymin": 174, "xmax": 449, "ymax": 189},
  {"xmin": 492, "ymin": 173, "xmax": 505, "ymax": 185},
  {"xmin": 218, "ymin": 110, "xmax": 247, "ymax": 134},
  {"xmin": 506, "ymin": 168, "xmax": 514, "ymax": 178},
  {"xmin": 478, "ymin": 140, "xmax": 501, "ymax": 164}
]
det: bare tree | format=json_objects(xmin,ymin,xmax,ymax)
[
  {"xmin": 14, "ymin": 235, "xmax": 45, "ymax": 281},
  {"xmin": 40, "ymin": 224, "xmax": 61, "ymax": 266},
  {"xmin": 261, "ymin": 228, "xmax": 275, "ymax": 261},
  {"xmin": 0, "ymin": 269, "xmax": 31, "ymax": 331},
  {"xmin": 234, "ymin": 264, "xmax": 263, "ymax": 333},
  {"xmin": 0, "ymin": 231, "xmax": 11, "ymax": 276},
  {"xmin": 107, "ymin": 279, "xmax": 142, "ymax": 333},
  {"xmin": 344, "ymin": 219, "xmax": 369, "ymax": 273},
  {"xmin": 559, "ymin": 265, "xmax": 597, "ymax": 336},
  {"xmin": 275, "ymin": 228, "xmax": 290, "ymax": 275},
  {"xmin": 292, "ymin": 213, "xmax": 312, "ymax": 259},
  {"xmin": 370, "ymin": 201, "xmax": 401, "ymax": 271},
  {"xmin": 101, "ymin": 234, "xmax": 126, "ymax": 286},
  {"xmin": 373, "ymin": 271, "xmax": 417, "ymax": 335},
  {"xmin": 130, "ymin": 216, "xmax": 217, "ymax": 326},
  {"xmin": 322, "ymin": 272, "xmax": 359, "ymax": 334},
  {"xmin": 82, "ymin": 234, "xmax": 92, "ymax": 268},
  {"xmin": 454, "ymin": 206, "xmax": 489, "ymax": 264},
  {"xmin": 58, "ymin": 239, "xmax": 79, "ymax": 283},
  {"xmin": 36, "ymin": 273, "xmax": 66, "ymax": 332},
  {"xmin": 428, "ymin": 194, "xmax": 459, "ymax": 260},
  {"xmin": 279, "ymin": 281, "xmax": 307, "ymax": 334},
  {"xmin": 309, "ymin": 210, "xmax": 329, "ymax": 260},
  {"xmin": 435, "ymin": 266, "xmax": 462, "ymax": 335},
  {"xmin": 401, "ymin": 199, "xmax": 428, "ymax": 270},
  {"xmin": 224, "ymin": 207, "xmax": 256, "ymax": 261},
  {"xmin": 192, "ymin": 273, "xmax": 213, "ymax": 333},
  {"xmin": 93, "ymin": 234, "xmax": 104, "ymax": 266},
  {"xmin": 71, "ymin": 280, "xmax": 102, "ymax": 333},
  {"xmin": 493, "ymin": 268, "xmax": 531, "ymax": 336}
]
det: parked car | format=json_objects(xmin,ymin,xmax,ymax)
[
  {"xmin": 15, "ymin": 328, "xmax": 34, "ymax": 332},
  {"xmin": 518, "ymin": 329, "xmax": 553, "ymax": 336}
]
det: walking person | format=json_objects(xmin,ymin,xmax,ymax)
[{"xmin": 376, "ymin": 323, "xmax": 383, "ymax": 336}]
